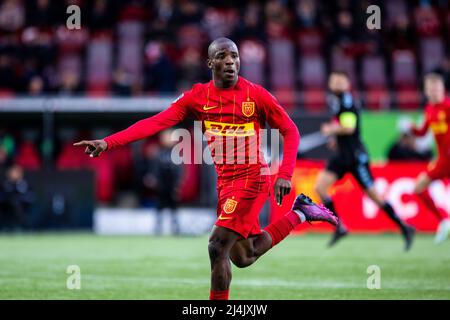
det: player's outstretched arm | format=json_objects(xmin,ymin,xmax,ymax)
[
  {"xmin": 410, "ymin": 119, "xmax": 429, "ymax": 137},
  {"xmin": 321, "ymin": 111, "xmax": 357, "ymax": 136},
  {"xmin": 73, "ymin": 139, "xmax": 108, "ymax": 158},
  {"xmin": 321, "ymin": 121, "xmax": 355, "ymax": 136},
  {"xmin": 75, "ymin": 92, "xmax": 192, "ymax": 154},
  {"xmin": 408, "ymin": 107, "xmax": 430, "ymax": 137}
]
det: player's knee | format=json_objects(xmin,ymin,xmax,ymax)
[
  {"xmin": 314, "ymin": 184, "xmax": 326, "ymax": 200},
  {"xmin": 413, "ymin": 185, "xmax": 421, "ymax": 195},
  {"xmin": 414, "ymin": 174, "xmax": 431, "ymax": 194},
  {"xmin": 365, "ymin": 189, "xmax": 383, "ymax": 207},
  {"xmin": 230, "ymin": 247, "xmax": 255, "ymax": 268},
  {"xmin": 413, "ymin": 181, "xmax": 426, "ymax": 195},
  {"xmin": 208, "ymin": 240, "xmax": 228, "ymax": 263},
  {"xmin": 230, "ymin": 255, "xmax": 252, "ymax": 268}
]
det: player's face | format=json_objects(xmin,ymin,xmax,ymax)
[
  {"xmin": 328, "ymin": 74, "xmax": 350, "ymax": 93},
  {"xmin": 424, "ymin": 79, "xmax": 445, "ymax": 104},
  {"xmin": 208, "ymin": 43, "xmax": 240, "ymax": 87}
]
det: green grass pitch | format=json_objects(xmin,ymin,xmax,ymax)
[{"xmin": 0, "ymin": 233, "xmax": 449, "ymax": 299}]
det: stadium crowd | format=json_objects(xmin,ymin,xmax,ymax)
[{"xmin": 0, "ymin": 0, "xmax": 449, "ymax": 109}]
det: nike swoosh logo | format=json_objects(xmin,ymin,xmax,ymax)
[
  {"xmin": 218, "ymin": 214, "xmax": 233, "ymax": 221},
  {"xmin": 203, "ymin": 105, "xmax": 219, "ymax": 111}
]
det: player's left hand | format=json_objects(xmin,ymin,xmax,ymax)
[
  {"xmin": 327, "ymin": 136, "xmax": 337, "ymax": 150},
  {"xmin": 274, "ymin": 178, "xmax": 291, "ymax": 206}
]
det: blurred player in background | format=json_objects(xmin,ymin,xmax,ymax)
[
  {"xmin": 410, "ymin": 73, "xmax": 450, "ymax": 244},
  {"xmin": 74, "ymin": 38, "xmax": 338, "ymax": 300},
  {"xmin": 315, "ymin": 71, "xmax": 415, "ymax": 250}
]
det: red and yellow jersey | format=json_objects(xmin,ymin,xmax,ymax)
[
  {"xmin": 412, "ymin": 97, "xmax": 450, "ymax": 159},
  {"xmin": 104, "ymin": 77, "xmax": 300, "ymax": 188}
]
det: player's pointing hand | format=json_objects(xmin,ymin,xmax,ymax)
[
  {"xmin": 274, "ymin": 178, "xmax": 292, "ymax": 206},
  {"xmin": 73, "ymin": 139, "xmax": 108, "ymax": 158}
]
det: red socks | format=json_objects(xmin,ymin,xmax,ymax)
[
  {"xmin": 210, "ymin": 290, "xmax": 229, "ymax": 300},
  {"xmin": 417, "ymin": 190, "xmax": 445, "ymax": 221},
  {"xmin": 264, "ymin": 210, "xmax": 302, "ymax": 247}
]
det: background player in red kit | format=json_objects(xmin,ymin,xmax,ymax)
[
  {"xmin": 74, "ymin": 38, "xmax": 338, "ymax": 300},
  {"xmin": 411, "ymin": 73, "xmax": 450, "ymax": 244}
]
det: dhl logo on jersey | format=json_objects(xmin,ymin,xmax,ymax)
[
  {"xmin": 204, "ymin": 120, "xmax": 256, "ymax": 137},
  {"xmin": 430, "ymin": 121, "xmax": 448, "ymax": 134}
]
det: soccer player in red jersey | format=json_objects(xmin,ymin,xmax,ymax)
[
  {"xmin": 74, "ymin": 38, "xmax": 338, "ymax": 300},
  {"xmin": 410, "ymin": 73, "xmax": 450, "ymax": 244}
]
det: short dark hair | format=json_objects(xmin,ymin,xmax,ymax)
[
  {"xmin": 424, "ymin": 72, "xmax": 444, "ymax": 83},
  {"xmin": 329, "ymin": 70, "xmax": 350, "ymax": 79},
  {"xmin": 207, "ymin": 37, "xmax": 237, "ymax": 59}
]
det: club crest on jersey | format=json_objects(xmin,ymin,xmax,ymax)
[
  {"xmin": 242, "ymin": 101, "xmax": 255, "ymax": 117},
  {"xmin": 223, "ymin": 198, "xmax": 238, "ymax": 214}
]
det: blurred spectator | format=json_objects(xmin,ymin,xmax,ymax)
[
  {"xmin": 265, "ymin": 0, "xmax": 292, "ymax": 39},
  {"xmin": 21, "ymin": 27, "xmax": 57, "ymax": 69},
  {"xmin": 138, "ymin": 130, "xmax": 182, "ymax": 235},
  {"xmin": 25, "ymin": 0, "xmax": 58, "ymax": 27},
  {"xmin": 155, "ymin": 0, "xmax": 175, "ymax": 24},
  {"xmin": 232, "ymin": 1, "xmax": 265, "ymax": 41},
  {"xmin": 15, "ymin": 129, "xmax": 42, "ymax": 169},
  {"xmin": 0, "ymin": 147, "xmax": 8, "ymax": 168},
  {"xmin": 414, "ymin": 2, "xmax": 441, "ymax": 37},
  {"xmin": 387, "ymin": 14, "xmax": 416, "ymax": 51},
  {"xmin": 87, "ymin": 0, "xmax": 115, "ymax": 32},
  {"xmin": 20, "ymin": 57, "xmax": 51, "ymax": 94},
  {"xmin": 0, "ymin": 0, "xmax": 25, "ymax": 32},
  {"xmin": 433, "ymin": 58, "xmax": 450, "ymax": 89},
  {"xmin": 0, "ymin": 130, "xmax": 15, "ymax": 168},
  {"xmin": 171, "ymin": 0, "xmax": 203, "ymax": 27},
  {"xmin": 295, "ymin": 0, "xmax": 320, "ymax": 29},
  {"xmin": 27, "ymin": 75, "xmax": 46, "ymax": 96},
  {"xmin": 328, "ymin": 8, "xmax": 375, "ymax": 61},
  {"xmin": 330, "ymin": 10, "xmax": 355, "ymax": 47},
  {"xmin": 149, "ymin": 0, "xmax": 175, "ymax": 35},
  {"xmin": 0, "ymin": 54, "xmax": 18, "ymax": 90},
  {"xmin": 0, "ymin": 165, "xmax": 34, "ymax": 230},
  {"xmin": 239, "ymin": 39, "xmax": 266, "ymax": 85},
  {"xmin": 57, "ymin": 71, "xmax": 83, "ymax": 96},
  {"xmin": 202, "ymin": 7, "xmax": 239, "ymax": 40},
  {"xmin": 112, "ymin": 68, "xmax": 133, "ymax": 96},
  {"xmin": 387, "ymin": 132, "xmax": 433, "ymax": 161},
  {"xmin": 138, "ymin": 140, "xmax": 159, "ymax": 206},
  {"xmin": 143, "ymin": 41, "xmax": 176, "ymax": 93},
  {"xmin": 177, "ymin": 47, "xmax": 209, "ymax": 91}
]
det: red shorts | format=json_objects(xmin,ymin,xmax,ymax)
[
  {"xmin": 215, "ymin": 177, "xmax": 270, "ymax": 239},
  {"xmin": 426, "ymin": 157, "xmax": 450, "ymax": 180}
]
